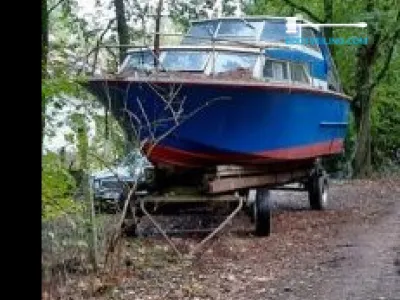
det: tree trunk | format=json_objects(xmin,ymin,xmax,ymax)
[
  {"xmin": 42, "ymin": 0, "xmax": 48, "ymax": 73},
  {"xmin": 42, "ymin": 0, "xmax": 49, "ymax": 152},
  {"xmin": 353, "ymin": 92, "xmax": 372, "ymax": 177},
  {"xmin": 351, "ymin": 47, "xmax": 374, "ymax": 177},
  {"xmin": 114, "ymin": 0, "xmax": 129, "ymax": 65},
  {"xmin": 77, "ymin": 118, "xmax": 98, "ymax": 271},
  {"xmin": 351, "ymin": 0, "xmax": 378, "ymax": 177}
]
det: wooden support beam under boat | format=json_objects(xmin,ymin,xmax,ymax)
[
  {"xmin": 207, "ymin": 169, "xmax": 309, "ymax": 194},
  {"xmin": 211, "ymin": 165, "xmax": 272, "ymax": 177},
  {"xmin": 205, "ymin": 162, "xmax": 314, "ymax": 179}
]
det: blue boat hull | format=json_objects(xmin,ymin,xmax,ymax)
[{"xmin": 86, "ymin": 79, "xmax": 350, "ymax": 168}]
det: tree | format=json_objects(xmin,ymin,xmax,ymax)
[
  {"xmin": 71, "ymin": 112, "xmax": 98, "ymax": 270},
  {"xmin": 42, "ymin": 0, "xmax": 125, "ymax": 276},
  {"xmin": 351, "ymin": 5, "xmax": 399, "ymax": 176}
]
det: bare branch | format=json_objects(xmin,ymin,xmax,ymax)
[
  {"xmin": 146, "ymin": 96, "xmax": 231, "ymax": 155},
  {"xmin": 281, "ymin": 0, "xmax": 324, "ymax": 23},
  {"xmin": 76, "ymin": 18, "xmax": 116, "ymax": 76},
  {"xmin": 135, "ymin": 96, "xmax": 155, "ymax": 141},
  {"xmin": 91, "ymin": 19, "xmax": 116, "ymax": 74},
  {"xmin": 145, "ymin": 82, "xmax": 181, "ymax": 124},
  {"xmin": 122, "ymin": 108, "xmax": 141, "ymax": 138},
  {"xmin": 47, "ymin": 0, "xmax": 68, "ymax": 15}
]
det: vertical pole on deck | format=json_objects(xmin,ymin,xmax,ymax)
[{"xmin": 154, "ymin": 0, "xmax": 163, "ymax": 70}]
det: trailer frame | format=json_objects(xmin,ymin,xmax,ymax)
[{"xmin": 124, "ymin": 159, "xmax": 329, "ymax": 256}]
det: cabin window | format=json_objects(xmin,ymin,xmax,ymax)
[
  {"xmin": 212, "ymin": 52, "xmax": 258, "ymax": 74},
  {"xmin": 263, "ymin": 60, "xmax": 289, "ymax": 81},
  {"xmin": 182, "ymin": 21, "xmax": 218, "ymax": 44},
  {"xmin": 122, "ymin": 51, "xmax": 154, "ymax": 72},
  {"xmin": 261, "ymin": 21, "xmax": 290, "ymax": 43},
  {"xmin": 162, "ymin": 51, "xmax": 210, "ymax": 72},
  {"xmin": 216, "ymin": 20, "xmax": 264, "ymax": 41},
  {"xmin": 290, "ymin": 63, "xmax": 310, "ymax": 84},
  {"xmin": 301, "ymin": 28, "xmax": 321, "ymax": 52}
]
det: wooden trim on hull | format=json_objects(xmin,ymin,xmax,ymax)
[
  {"xmin": 88, "ymin": 77, "xmax": 352, "ymax": 102},
  {"xmin": 143, "ymin": 139, "xmax": 344, "ymax": 168}
]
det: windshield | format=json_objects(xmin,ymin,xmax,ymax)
[
  {"xmin": 121, "ymin": 50, "xmax": 210, "ymax": 73},
  {"xmin": 213, "ymin": 52, "xmax": 258, "ymax": 74},
  {"xmin": 216, "ymin": 20, "xmax": 264, "ymax": 41},
  {"xmin": 261, "ymin": 21, "xmax": 300, "ymax": 42},
  {"xmin": 123, "ymin": 50, "xmax": 154, "ymax": 72},
  {"xmin": 182, "ymin": 21, "xmax": 218, "ymax": 44},
  {"xmin": 120, "ymin": 50, "xmax": 258, "ymax": 75},
  {"xmin": 162, "ymin": 51, "xmax": 210, "ymax": 71}
]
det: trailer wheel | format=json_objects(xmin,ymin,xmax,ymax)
[
  {"xmin": 246, "ymin": 189, "xmax": 256, "ymax": 223},
  {"xmin": 308, "ymin": 171, "xmax": 329, "ymax": 210},
  {"xmin": 254, "ymin": 188, "xmax": 272, "ymax": 236}
]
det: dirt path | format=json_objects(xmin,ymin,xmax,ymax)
[
  {"xmin": 62, "ymin": 176, "xmax": 400, "ymax": 300},
  {"xmin": 262, "ymin": 190, "xmax": 400, "ymax": 300},
  {"xmin": 317, "ymin": 200, "xmax": 400, "ymax": 300}
]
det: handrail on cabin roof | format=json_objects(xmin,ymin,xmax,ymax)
[{"xmin": 189, "ymin": 15, "xmax": 320, "ymax": 31}]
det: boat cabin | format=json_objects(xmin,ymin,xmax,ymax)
[{"xmin": 118, "ymin": 17, "xmax": 342, "ymax": 93}]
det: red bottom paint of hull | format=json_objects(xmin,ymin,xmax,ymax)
[{"xmin": 143, "ymin": 139, "xmax": 344, "ymax": 168}]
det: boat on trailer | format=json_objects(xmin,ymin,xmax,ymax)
[{"xmin": 84, "ymin": 16, "xmax": 350, "ymax": 249}]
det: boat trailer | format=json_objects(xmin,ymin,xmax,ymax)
[{"xmin": 124, "ymin": 159, "xmax": 329, "ymax": 257}]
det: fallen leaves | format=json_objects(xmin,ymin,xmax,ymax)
[{"xmin": 42, "ymin": 177, "xmax": 400, "ymax": 300}]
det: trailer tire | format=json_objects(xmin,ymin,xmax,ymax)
[
  {"xmin": 308, "ymin": 172, "xmax": 329, "ymax": 210},
  {"xmin": 254, "ymin": 188, "xmax": 272, "ymax": 236}
]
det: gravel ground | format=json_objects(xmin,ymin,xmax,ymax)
[{"xmin": 53, "ymin": 176, "xmax": 400, "ymax": 300}]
